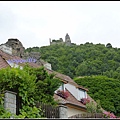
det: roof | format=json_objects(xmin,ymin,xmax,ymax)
[
  {"xmin": 0, "ymin": 49, "xmax": 88, "ymax": 91},
  {"xmin": 0, "ymin": 49, "xmax": 96, "ymax": 110},
  {"xmin": 0, "ymin": 49, "xmax": 40, "ymax": 69},
  {"xmin": 0, "ymin": 54, "xmax": 10, "ymax": 69},
  {"xmin": 54, "ymin": 88, "xmax": 95, "ymax": 109},
  {"xmin": 46, "ymin": 68, "xmax": 88, "ymax": 91}
]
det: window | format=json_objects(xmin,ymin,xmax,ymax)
[{"xmin": 78, "ymin": 89, "xmax": 87, "ymax": 100}]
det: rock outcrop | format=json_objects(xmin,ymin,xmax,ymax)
[
  {"xmin": 0, "ymin": 38, "xmax": 51, "ymax": 68},
  {"xmin": 5, "ymin": 38, "xmax": 25, "ymax": 58}
]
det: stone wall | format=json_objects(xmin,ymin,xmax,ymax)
[
  {"xmin": 59, "ymin": 105, "xmax": 68, "ymax": 118},
  {"xmin": 3, "ymin": 91, "xmax": 68, "ymax": 118},
  {"xmin": 4, "ymin": 90, "xmax": 17, "ymax": 114}
]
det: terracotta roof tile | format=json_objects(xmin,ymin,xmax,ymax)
[
  {"xmin": 0, "ymin": 55, "xmax": 10, "ymax": 69},
  {"xmin": 46, "ymin": 68, "xmax": 88, "ymax": 91},
  {"xmin": 0, "ymin": 49, "xmax": 40, "ymax": 68}
]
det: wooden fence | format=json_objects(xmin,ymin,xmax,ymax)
[
  {"xmin": 36, "ymin": 102, "xmax": 59, "ymax": 118},
  {"xmin": 68, "ymin": 113, "xmax": 103, "ymax": 118},
  {"xmin": 36, "ymin": 102, "xmax": 104, "ymax": 118}
]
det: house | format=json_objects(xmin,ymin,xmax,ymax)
[
  {"xmin": 46, "ymin": 69, "xmax": 96, "ymax": 117},
  {"xmin": 0, "ymin": 45, "xmax": 97, "ymax": 118}
]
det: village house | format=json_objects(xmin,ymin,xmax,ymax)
[{"xmin": 0, "ymin": 41, "xmax": 99, "ymax": 118}]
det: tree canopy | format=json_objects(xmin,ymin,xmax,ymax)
[
  {"xmin": 0, "ymin": 65, "xmax": 61, "ymax": 118},
  {"xmin": 74, "ymin": 75, "xmax": 120, "ymax": 116},
  {"xmin": 25, "ymin": 42, "xmax": 120, "ymax": 79},
  {"xmin": 25, "ymin": 42, "xmax": 120, "ymax": 117}
]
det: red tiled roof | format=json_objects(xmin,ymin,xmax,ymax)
[
  {"xmin": 0, "ymin": 49, "xmax": 40, "ymax": 69},
  {"xmin": 0, "ymin": 55, "xmax": 10, "ymax": 69}
]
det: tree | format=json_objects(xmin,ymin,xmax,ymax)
[
  {"xmin": 0, "ymin": 65, "xmax": 61, "ymax": 118},
  {"xmin": 106, "ymin": 43, "xmax": 112, "ymax": 48},
  {"xmin": 25, "ymin": 42, "xmax": 120, "ymax": 79},
  {"xmin": 86, "ymin": 100, "xmax": 103, "ymax": 113},
  {"xmin": 74, "ymin": 75, "xmax": 120, "ymax": 116}
]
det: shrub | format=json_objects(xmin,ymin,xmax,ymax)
[{"xmin": 103, "ymin": 111, "xmax": 116, "ymax": 118}]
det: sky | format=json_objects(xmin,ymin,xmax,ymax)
[{"xmin": 0, "ymin": 1, "xmax": 120, "ymax": 49}]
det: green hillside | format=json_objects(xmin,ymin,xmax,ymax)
[
  {"xmin": 74, "ymin": 75, "xmax": 120, "ymax": 116},
  {"xmin": 25, "ymin": 42, "xmax": 120, "ymax": 116},
  {"xmin": 25, "ymin": 42, "xmax": 120, "ymax": 80}
]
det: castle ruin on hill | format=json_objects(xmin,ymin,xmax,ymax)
[
  {"xmin": 49, "ymin": 33, "xmax": 72, "ymax": 46},
  {"xmin": 0, "ymin": 33, "xmax": 76, "ymax": 70}
]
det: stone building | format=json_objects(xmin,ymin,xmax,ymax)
[{"xmin": 50, "ymin": 33, "xmax": 71, "ymax": 46}]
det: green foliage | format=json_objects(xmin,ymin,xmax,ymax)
[
  {"xmin": 25, "ymin": 42, "xmax": 120, "ymax": 79},
  {"xmin": 86, "ymin": 100, "xmax": 103, "ymax": 113},
  {"xmin": 52, "ymin": 39, "xmax": 63, "ymax": 42},
  {"xmin": 26, "ymin": 42, "xmax": 120, "ymax": 115},
  {"xmin": 74, "ymin": 75, "xmax": 120, "ymax": 116},
  {"xmin": 0, "ymin": 65, "xmax": 61, "ymax": 118},
  {"xmin": 15, "ymin": 106, "xmax": 42, "ymax": 118},
  {"xmin": 25, "ymin": 42, "xmax": 120, "ymax": 117},
  {"xmin": 23, "ymin": 65, "xmax": 61, "ymax": 105}
]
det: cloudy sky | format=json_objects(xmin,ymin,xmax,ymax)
[{"xmin": 0, "ymin": 1, "xmax": 120, "ymax": 49}]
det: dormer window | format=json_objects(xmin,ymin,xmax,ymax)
[{"xmin": 78, "ymin": 89, "xmax": 87, "ymax": 100}]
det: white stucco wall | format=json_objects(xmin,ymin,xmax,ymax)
[{"xmin": 67, "ymin": 106, "xmax": 86, "ymax": 117}]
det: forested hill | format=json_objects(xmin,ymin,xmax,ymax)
[
  {"xmin": 25, "ymin": 42, "xmax": 120, "ymax": 116},
  {"xmin": 25, "ymin": 42, "xmax": 120, "ymax": 79}
]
